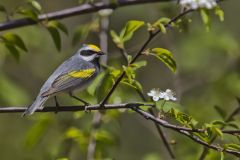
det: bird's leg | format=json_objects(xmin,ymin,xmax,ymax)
[
  {"xmin": 69, "ymin": 92, "xmax": 90, "ymax": 112},
  {"xmin": 54, "ymin": 96, "xmax": 60, "ymax": 114},
  {"xmin": 69, "ymin": 92, "xmax": 90, "ymax": 104}
]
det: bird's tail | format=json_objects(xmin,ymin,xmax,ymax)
[{"xmin": 22, "ymin": 95, "xmax": 48, "ymax": 117}]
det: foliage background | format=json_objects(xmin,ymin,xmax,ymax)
[{"xmin": 0, "ymin": 0, "xmax": 240, "ymax": 159}]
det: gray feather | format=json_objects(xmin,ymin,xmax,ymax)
[
  {"xmin": 23, "ymin": 49, "xmax": 100, "ymax": 116},
  {"xmin": 22, "ymin": 95, "xmax": 48, "ymax": 116}
]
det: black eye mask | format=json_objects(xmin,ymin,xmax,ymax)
[{"xmin": 80, "ymin": 50, "xmax": 96, "ymax": 56}]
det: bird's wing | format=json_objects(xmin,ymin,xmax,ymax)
[{"xmin": 41, "ymin": 68, "xmax": 96, "ymax": 97}]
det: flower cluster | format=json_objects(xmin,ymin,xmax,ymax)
[
  {"xmin": 180, "ymin": 0, "xmax": 217, "ymax": 9},
  {"xmin": 147, "ymin": 89, "xmax": 177, "ymax": 102}
]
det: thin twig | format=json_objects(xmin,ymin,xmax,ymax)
[
  {"xmin": 131, "ymin": 107, "xmax": 240, "ymax": 135},
  {"xmin": 0, "ymin": 0, "xmax": 173, "ymax": 31},
  {"xmin": 100, "ymin": 8, "xmax": 193, "ymax": 105},
  {"xmin": 117, "ymin": 21, "xmax": 175, "ymax": 158},
  {"xmin": 137, "ymin": 90, "xmax": 175, "ymax": 159},
  {"xmin": 148, "ymin": 108, "xmax": 175, "ymax": 159},
  {"xmin": 0, "ymin": 103, "xmax": 239, "ymax": 136},
  {"xmin": 119, "ymin": 48, "xmax": 129, "ymax": 64},
  {"xmin": 132, "ymin": 107, "xmax": 240, "ymax": 157},
  {"xmin": 198, "ymin": 101, "xmax": 240, "ymax": 160},
  {"xmin": 0, "ymin": 103, "xmax": 151, "ymax": 113}
]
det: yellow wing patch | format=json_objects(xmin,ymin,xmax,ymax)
[
  {"xmin": 87, "ymin": 44, "xmax": 101, "ymax": 52},
  {"xmin": 68, "ymin": 68, "xmax": 96, "ymax": 78}
]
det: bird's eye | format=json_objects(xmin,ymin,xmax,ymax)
[{"xmin": 80, "ymin": 50, "xmax": 95, "ymax": 56}]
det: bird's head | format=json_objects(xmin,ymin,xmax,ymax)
[{"xmin": 78, "ymin": 44, "xmax": 105, "ymax": 62}]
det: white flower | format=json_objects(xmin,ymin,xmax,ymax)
[
  {"xmin": 147, "ymin": 88, "xmax": 161, "ymax": 101},
  {"xmin": 159, "ymin": 89, "xmax": 177, "ymax": 101},
  {"xmin": 148, "ymin": 88, "xmax": 177, "ymax": 102},
  {"xmin": 180, "ymin": 0, "xmax": 217, "ymax": 9}
]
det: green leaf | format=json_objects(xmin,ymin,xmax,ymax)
[
  {"xmin": 157, "ymin": 23, "xmax": 166, "ymax": 34},
  {"xmin": 65, "ymin": 127, "xmax": 88, "ymax": 147},
  {"xmin": 153, "ymin": 17, "xmax": 171, "ymax": 34},
  {"xmin": 224, "ymin": 143, "xmax": 240, "ymax": 151},
  {"xmin": 169, "ymin": 108, "xmax": 179, "ymax": 119},
  {"xmin": 215, "ymin": 7, "xmax": 224, "ymax": 22},
  {"xmin": 120, "ymin": 20, "xmax": 145, "ymax": 42},
  {"xmin": 1, "ymin": 32, "xmax": 28, "ymax": 51},
  {"xmin": 131, "ymin": 80, "xmax": 143, "ymax": 92},
  {"xmin": 48, "ymin": 21, "xmax": 68, "ymax": 35},
  {"xmin": 150, "ymin": 48, "xmax": 177, "ymax": 73},
  {"xmin": 143, "ymin": 153, "xmax": 161, "ymax": 160},
  {"xmin": 140, "ymin": 105, "xmax": 151, "ymax": 111},
  {"xmin": 204, "ymin": 124, "xmax": 223, "ymax": 138},
  {"xmin": 121, "ymin": 78, "xmax": 143, "ymax": 92},
  {"xmin": 94, "ymin": 129, "xmax": 114, "ymax": 144},
  {"xmin": 73, "ymin": 111, "xmax": 85, "ymax": 119},
  {"xmin": 200, "ymin": 9, "xmax": 210, "ymax": 31},
  {"xmin": 212, "ymin": 120, "xmax": 226, "ymax": 126},
  {"xmin": 25, "ymin": 116, "xmax": 53, "ymax": 149},
  {"xmin": 27, "ymin": 0, "xmax": 42, "ymax": 12},
  {"xmin": 212, "ymin": 126, "xmax": 223, "ymax": 138},
  {"xmin": 193, "ymin": 132, "xmax": 210, "ymax": 143},
  {"xmin": 158, "ymin": 101, "xmax": 182, "ymax": 112},
  {"xmin": 123, "ymin": 65, "xmax": 135, "ymax": 83},
  {"xmin": 87, "ymin": 71, "xmax": 106, "ymax": 96},
  {"xmin": 47, "ymin": 26, "xmax": 61, "ymax": 51},
  {"xmin": 127, "ymin": 55, "xmax": 132, "ymax": 63},
  {"xmin": 4, "ymin": 44, "xmax": 20, "ymax": 60},
  {"xmin": 109, "ymin": 68, "xmax": 121, "ymax": 78},
  {"xmin": 122, "ymin": 60, "xmax": 146, "ymax": 85},
  {"xmin": 56, "ymin": 158, "xmax": 69, "ymax": 160},
  {"xmin": 177, "ymin": 112, "xmax": 192, "ymax": 124},
  {"xmin": 130, "ymin": 60, "xmax": 147, "ymax": 70},
  {"xmin": 156, "ymin": 17, "xmax": 171, "ymax": 24},
  {"xmin": 95, "ymin": 70, "xmax": 115, "ymax": 101},
  {"xmin": 168, "ymin": 108, "xmax": 198, "ymax": 127},
  {"xmin": 17, "ymin": 8, "xmax": 38, "ymax": 21},
  {"xmin": 227, "ymin": 122, "xmax": 239, "ymax": 129},
  {"xmin": 110, "ymin": 30, "xmax": 123, "ymax": 49},
  {"xmin": 65, "ymin": 127, "xmax": 83, "ymax": 139}
]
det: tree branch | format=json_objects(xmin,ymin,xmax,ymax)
[
  {"xmin": 132, "ymin": 107, "xmax": 240, "ymax": 157},
  {"xmin": 136, "ymin": 90, "xmax": 175, "ymax": 159},
  {"xmin": 131, "ymin": 107, "xmax": 240, "ymax": 135},
  {"xmin": 148, "ymin": 108, "xmax": 175, "ymax": 159},
  {"xmin": 0, "ymin": 103, "xmax": 238, "ymax": 136},
  {"xmin": 1, "ymin": 102, "xmax": 240, "ymax": 157},
  {"xmin": 100, "ymin": 8, "xmax": 193, "ymax": 106},
  {"xmin": 0, "ymin": 0, "xmax": 174, "ymax": 31},
  {"xmin": 198, "ymin": 101, "xmax": 240, "ymax": 160},
  {"xmin": 0, "ymin": 103, "xmax": 151, "ymax": 113}
]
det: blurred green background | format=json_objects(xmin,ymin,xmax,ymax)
[{"xmin": 0, "ymin": 0, "xmax": 240, "ymax": 159}]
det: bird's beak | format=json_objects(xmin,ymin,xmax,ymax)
[{"xmin": 98, "ymin": 51, "xmax": 105, "ymax": 55}]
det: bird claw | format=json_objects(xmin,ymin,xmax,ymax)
[{"xmin": 84, "ymin": 104, "xmax": 91, "ymax": 113}]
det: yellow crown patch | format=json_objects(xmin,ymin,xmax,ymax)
[{"xmin": 87, "ymin": 44, "xmax": 101, "ymax": 52}]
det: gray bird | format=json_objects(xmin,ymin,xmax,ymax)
[{"xmin": 22, "ymin": 44, "xmax": 105, "ymax": 116}]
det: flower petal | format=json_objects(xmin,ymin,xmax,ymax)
[{"xmin": 153, "ymin": 96, "xmax": 160, "ymax": 102}]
